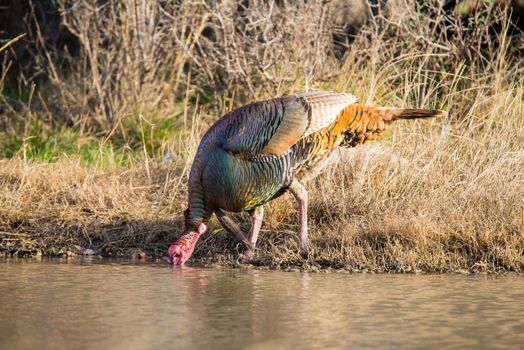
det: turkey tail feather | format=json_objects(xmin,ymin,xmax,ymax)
[
  {"xmin": 387, "ymin": 108, "xmax": 447, "ymax": 120},
  {"xmin": 327, "ymin": 103, "xmax": 446, "ymax": 147}
]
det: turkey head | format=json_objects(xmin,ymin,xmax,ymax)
[{"xmin": 165, "ymin": 223, "xmax": 207, "ymax": 265}]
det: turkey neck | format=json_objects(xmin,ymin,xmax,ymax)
[
  {"xmin": 185, "ymin": 128, "xmax": 218, "ymax": 231},
  {"xmin": 186, "ymin": 173, "xmax": 212, "ymax": 231}
]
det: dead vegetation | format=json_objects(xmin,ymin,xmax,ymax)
[{"xmin": 1, "ymin": 0, "xmax": 523, "ymax": 272}]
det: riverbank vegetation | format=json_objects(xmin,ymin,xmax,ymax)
[{"xmin": 1, "ymin": 0, "xmax": 523, "ymax": 272}]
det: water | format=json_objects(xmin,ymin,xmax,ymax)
[{"xmin": 1, "ymin": 259, "xmax": 523, "ymax": 350}]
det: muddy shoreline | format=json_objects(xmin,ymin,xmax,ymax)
[{"xmin": 1, "ymin": 241, "xmax": 519, "ymax": 275}]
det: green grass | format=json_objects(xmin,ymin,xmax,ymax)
[
  {"xmin": 0, "ymin": 127, "xmax": 131, "ymax": 166},
  {"xmin": 0, "ymin": 111, "xmax": 190, "ymax": 167},
  {"xmin": 122, "ymin": 113, "xmax": 180, "ymax": 157}
]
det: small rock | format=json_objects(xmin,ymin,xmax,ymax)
[
  {"xmin": 84, "ymin": 249, "xmax": 96, "ymax": 255},
  {"xmin": 131, "ymin": 249, "xmax": 147, "ymax": 260},
  {"xmin": 284, "ymin": 267, "xmax": 299, "ymax": 272}
]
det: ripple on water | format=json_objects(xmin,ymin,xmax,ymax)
[{"xmin": 1, "ymin": 259, "xmax": 523, "ymax": 350}]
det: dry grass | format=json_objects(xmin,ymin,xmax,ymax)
[
  {"xmin": 1, "ymin": 0, "xmax": 523, "ymax": 272},
  {"xmin": 30, "ymin": 0, "xmax": 344, "ymax": 127}
]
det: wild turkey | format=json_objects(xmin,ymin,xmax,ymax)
[{"xmin": 165, "ymin": 91, "xmax": 445, "ymax": 265}]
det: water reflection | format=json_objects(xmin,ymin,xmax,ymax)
[{"xmin": 1, "ymin": 259, "xmax": 523, "ymax": 349}]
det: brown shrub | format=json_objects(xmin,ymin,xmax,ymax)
[{"xmin": 24, "ymin": 0, "xmax": 521, "ymax": 126}]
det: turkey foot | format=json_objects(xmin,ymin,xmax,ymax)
[
  {"xmin": 288, "ymin": 179, "xmax": 309, "ymax": 258},
  {"xmin": 242, "ymin": 206, "xmax": 265, "ymax": 263}
]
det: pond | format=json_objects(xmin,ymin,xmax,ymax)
[{"xmin": 1, "ymin": 259, "xmax": 523, "ymax": 349}]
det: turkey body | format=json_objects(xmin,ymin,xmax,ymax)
[
  {"xmin": 184, "ymin": 91, "xmax": 443, "ymax": 231},
  {"xmin": 203, "ymin": 147, "xmax": 293, "ymax": 212}
]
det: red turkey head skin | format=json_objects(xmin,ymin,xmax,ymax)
[{"xmin": 164, "ymin": 223, "xmax": 207, "ymax": 265}]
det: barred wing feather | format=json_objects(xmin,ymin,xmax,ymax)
[{"xmin": 222, "ymin": 91, "xmax": 358, "ymax": 157}]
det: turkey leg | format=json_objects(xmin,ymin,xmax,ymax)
[
  {"xmin": 288, "ymin": 179, "xmax": 309, "ymax": 257},
  {"xmin": 243, "ymin": 206, "xmax": 264, "ymax": 262},
  {"xmin": 215, "ymin": 209, "xmax": 255, "ymax": 251}
]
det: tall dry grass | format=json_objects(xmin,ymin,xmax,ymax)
[
  {"xmin": 32, "ymin": 0, "xmax": 344, "ymax": 127},
  {"xmin": 1, "ymin": 0, "xmax": 523, "ymax": 272}
]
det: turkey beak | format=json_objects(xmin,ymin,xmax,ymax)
[{"xmin": 162, "ymin": 256, "xmax": 173, "ymax": 264}]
